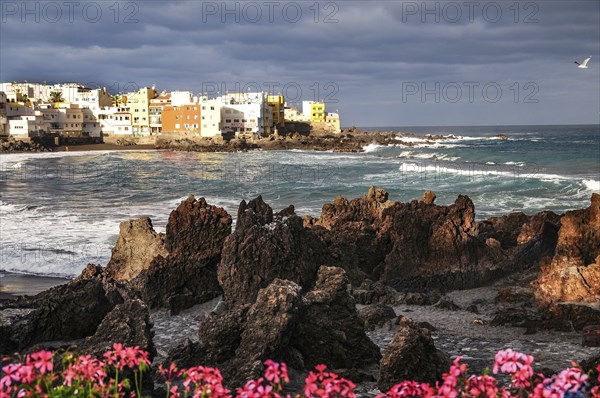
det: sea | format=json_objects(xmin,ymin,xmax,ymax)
[{"xmin": 0, "ymin": 124, "xmax": 598, "ymax": 278}]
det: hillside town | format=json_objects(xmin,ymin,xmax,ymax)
[{"xmin": 0, "ymin": 82, "xmax": 342, "ymax": 145}]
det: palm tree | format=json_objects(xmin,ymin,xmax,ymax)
[
  {"xmin": 50, "ymin": 91, "xmax": 64, "ymax": 103},
  {"xmin": 112, "ymin": 95, "xmax": 121, "ymax": 107}
]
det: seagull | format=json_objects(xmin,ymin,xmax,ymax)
[{"xmin": 574, "ymin": 56, "xmax": 591, "ymax": 69}]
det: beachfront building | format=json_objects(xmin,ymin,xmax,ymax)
[
  {"xmin": 325, "ymin": 112, "xmax": 341, "ymax": 133},
  {"xmin": 161, "ymin": 103, "xmax": 201, "ymax": 134},
  {"xmin": 149, "ymin": 92, "xmax": 172, "ymax": 133},
  {"xmin": 125, "ymin": 86, "xmax": 157, "ymax": 135},
  {"xmin": 62, "ymin": 85, "xmax": 113, "ymax": 110},
  {"xmin": 199, "ymin": 97, "xmax": 221, "ymax": 137},
  {"xmin": 217, "ymin": 92, "xmax": 273, "ymax": 137},
  {"xmin": 7, "ymin": 113, "xmax": 49, "ymax": 137},
  {"xmin": 39, "ymin": 103, "xmax": 84, "ymax": 137},
  {"xmin": 111, "ymin": 110, "xmax": 133, "ymax": 135},
  {"xmin": 284, "ymin": 105, "xmax": 310, "ymax": 122},
  {"xmin": 302, "ymin": 101, "xmax": 326, "ymax": 123},
  {"xmin": 267, "ymin": 95, "xmax": 286, "ymax": 131}
]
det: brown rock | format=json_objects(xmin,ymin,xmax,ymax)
[
  {"xmin": 421, "ymin": 190, "xmax": 436, "ymax": 205},
  {"xmin": 378, "ymin": 316, "xmax": 450, "ymax": 391},
  {"xmin": 534, "ymin": 194, "xmax": 600, "ymax": 304},
  {"xmin": 106, "ymin": 218, "xmax": 168, "ymax": 281},
  {"xmin": 358, "ymin": 304, "xmax": 396, "ymax": 331},
  {"xmin": 218, "ymin": 197, "xmax": 328, "ymax": 307},
  {"xmin": 133, "ymin": 195, "xmax": 232, "ymax": 312}
]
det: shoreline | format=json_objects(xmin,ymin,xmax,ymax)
[{"xmin": 0, "ymin": 271, "xmax": 71, "ymax": 299}]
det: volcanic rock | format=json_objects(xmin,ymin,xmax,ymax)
[
  {"xmin": 378, "ymin": 316, "xmax": 451, "ymax": 391},
  {"xmin": 106, "ymin": 218, "xmax": 167, "ymax": 281},
  {"xmin": 533, "ymin": 194, "xmax": 600, "ymax": 304},
  {"xmin": 81, "ymin": 299, "xmax": 155, "ymax": 359},
  {"xmin": 3, "ymin": 279, "xmax": 116, "ymax": 354},
  {"xmin": 358, "ymin": 304, "xmax": 396, "ymax": 331},
  {"xmin": 132, "ymin": 195, "xmax": 232, "ymax": 312},
  {"xmin": 218, "ymin": 198, "xmax": 328, "ymax": 307}
]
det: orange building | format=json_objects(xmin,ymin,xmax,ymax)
[{"xmin": 161, "ymin": 104, "xmax": 201, "ymax": 133}]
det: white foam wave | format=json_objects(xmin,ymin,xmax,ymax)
[
  {"xmin": 583, "ymin": 179, "xmax": 600, "ymax": 192},
  {"xmin": 363, "ymin": 143, "xmax": 385, "ymax": 153}
]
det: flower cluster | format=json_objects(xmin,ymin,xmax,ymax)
[{"xmin": 2, "ymin": 347, "xmax": 600, "ymax": 398}]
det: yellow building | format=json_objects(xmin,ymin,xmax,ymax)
[
  {"xmin": 302, "ymin": 101, "xmax": 325, "ymax": 122},
  {"xmin": 125, "ymin": 87, "xmax": 157, "ymax": 135},
  {"xmin": 267, "ymin": 95, "xmax": 285, "ymax": 129}
]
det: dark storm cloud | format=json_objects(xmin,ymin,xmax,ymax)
[{"xmin": 1, "ymin": 0, "xmax": 598, "ymax": 125}]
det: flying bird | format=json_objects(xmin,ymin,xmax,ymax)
[{"xmin": 574, "ymin": 56, "xmax": 591, "ymax": 69}]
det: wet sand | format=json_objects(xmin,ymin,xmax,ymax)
[{"xmin": 0, "ymin": 271, "xmax": 70, "ymax": 299}]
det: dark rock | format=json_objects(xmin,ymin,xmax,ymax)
[
  {"xmin": 168, "ymin": 267, "xmax": 380, "ymax": 386},
  {"xmin": 534, "ymin": 194, "xmax": 600, "ymax": 304},
  {"xmin": 466, "ymin": 304, "xmax": 479, "ymax": 314},
  {"xmin": 378, "ymin": 316, "xmax": 450, "ymax": 391},
  {"xmin": 81, "ymin": 299, "xmax": 155, "ymax": 359},
  {"xmin": 291, "ymin": 266, "xmax": 381, "ymax": 373},
  {"xmin": 218, "ymin": 197, "xmax": 328, "ymax": 307},
  {"xmin": 416, "ymin": 321, "xmax": 437, "ymax": 332},
  {"xmin": 432, "ymin": 297, "xmax": 460, "ymax": 310},
  {"xmin": 132, "ymin": 196, "xmax": 232, "ymax": 312},
  {"xmin": 495, "ymin": 287, "xmax": 534, "ymax": 304},
  {"xmin": 232, "ymin": 279, "xmax": 303, "ymax": 384},
  {"xmin": 582, "ymin": 325, "xmax": 600, "ymax": 347},
  {"xmin": 4, "ymin": 280, "xmax": 116, "ymax": 354},
  {"xmin": 358, "ymin": 304, "xmax": 396, "ymax": 331}
]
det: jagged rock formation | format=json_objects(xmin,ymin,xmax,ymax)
[
  {"xmin": 106, "ymin": 218, "xmax": 168, "ymax": 281},
  {"xmin": 378, "ymin": 316, "xmax": 451, "ymax": 391},
  {"xmin": 167, "ymin": 266, "xmax": 381, "ymax": 387},
  {"xmin": 218, "ymin": 196, "xmax": 329, "ymax": 307},
  {"xmin": 533, "ymin": 193, "xmax": 600, "ymax": 304},
  {"xmin": 81, "ymin": 299, "xmax": 155, "ymax": 360}
]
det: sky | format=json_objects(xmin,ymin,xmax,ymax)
[{"xmin": 1, "ymin": 0, "xmax": 599, "ymax": 127}]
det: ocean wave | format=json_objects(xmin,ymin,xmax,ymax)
[
  {"xmin": 363, "ymin": 143, "xmax": 385, "ymax": 153},
  {"xmin": 583, "ymin": 179, "xmax": 600, "ymax": 192}
]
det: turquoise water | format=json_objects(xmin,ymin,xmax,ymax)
[{"xmin": 0, "ymin": 125, "xmax": 598, "ymax": 277}]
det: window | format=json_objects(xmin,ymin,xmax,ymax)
[
  {"xmin": 242, "ymin": 119, "xmax": 247, "ymax": 123},
  {"xmin": 202, "ymin": 106, "xmax": 206, "ymax": 110},
  {"xmin": 210, "ymin": 106, "xmax": 215, "ymax": 110},
  {"xmin": 234, "ymin": 119, "xmax": 239, "ymax": 122},
  {"xmin": 203, "ymin": 124, "xmax": 207, "ymax": 128},
  {"xmin": 225, "ymin": 119, "xmax": 231, "ymax": 123},
  {"xmin": 175, "ymin": 123, "xmax": 180, "ymax": 129}
]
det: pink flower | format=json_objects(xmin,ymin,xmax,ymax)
[
  {"xmin": 30, "ymin": 350, "xmax": 53, "ymax": 375},
  {"xmin": 376, "ymin": 380, "xmax": 434, "ymax": 398}
]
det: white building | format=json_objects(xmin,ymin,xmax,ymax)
[
  {"xmin": 111, "ymin": 111, "xmax": 133, "ymax": 135},
  {"xmin": 199, "ymin": 96, "xmax": 221, "ymax": 137},
  {"xmin": 284, "ymin": 105, "xmax": 310, "ymax": 122},
  {"xmin": 8, "ymin": 113, "xmax": 48, "ymax": 137},
  {"xmin": 217, "ymin": 92, "xmax": 273, "ymax": 137},
  {"xmin": 39, "ymin": 103, "xmax": 83, "ymax": 136},
  {"xmin": 170, "ymin": 91, "xmax": 195, "ymax": 107}
]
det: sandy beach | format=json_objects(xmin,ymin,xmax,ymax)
[{"xmin": 0, "ymin": 271, "xmax": 70, "ymax": 299}]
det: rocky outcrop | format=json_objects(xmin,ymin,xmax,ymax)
[
  {"xmin": 533, "ymin": 194, "xmax": 600, "ymax": 304},
  {"xmin": 218, "ymin": 197, "xmax": 329, "ymax": 307},
  {"xmin": 291, "ymin": 266, "xmax": 381, "ymax": 372},
  {"xmin": 167, "ymin": 266, "xmax": 380, "ymax": 387},
  {"xmin": 1, "ymin": 279, "xmax": 117, "ymax": 354},
  {"xmin": 358, "ymin": 304, "xmax": 396, "ymax": 331},
  {"xmin": 378, "ymin": 316, "xmax": 451, "ymax": 391},
  {"xmin": 126, "ymin": 195, "xmax": 232, "ymax": 313},
  {"xmin": 307, "ymin": 187, "xmax": 561, "ymax": 292},
  {"xmin": 81, "ymin": 299, "xmax": 155, "ymax": 358},
  {"xmin": 106, "ymin": 218, "xmax": 168, "ymax": 281}
]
